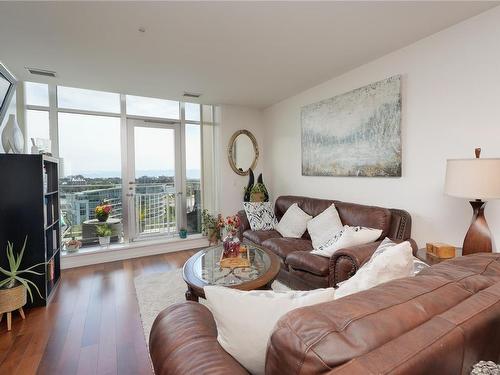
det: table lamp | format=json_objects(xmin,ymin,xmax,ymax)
[{"xmin": 444, "ymin": 148, "xmax": 500, "ymax": 255}]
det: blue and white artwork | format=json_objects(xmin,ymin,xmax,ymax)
[{"xmin": 301, "ymin": 75, "xmax": 401, "ymax": 177}]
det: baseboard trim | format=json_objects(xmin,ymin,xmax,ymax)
[{"xmin": 61, "ymin": 236, "xmax": 209, "ymax": 269}]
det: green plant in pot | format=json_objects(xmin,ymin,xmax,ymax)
[
  {"xmin": 0, "ymin": 237, "xmax": 46, "ymax": 329},
  {"xmin": 202, "ymin": 209, "xmax": 224, "ymax": 245},
  {"xmin": 96, "ymin": 224, "xmax": 113, "ymax": 248},
  {"xmin": 250, "ymin": 183, "xmax": 268, "ymax": 202}
]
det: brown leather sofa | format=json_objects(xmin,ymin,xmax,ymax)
[
  {"xmin": 149, "ymin": 253, "xmax": 500, "ymax": 375},
  {"xmin": 237, "ymin": 195, "xmax": 416, "ymax": 289}
]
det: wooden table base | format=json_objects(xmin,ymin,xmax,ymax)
[{"xmin": 0, "ymin": 307, "xmax": 25, "ymax": 331}]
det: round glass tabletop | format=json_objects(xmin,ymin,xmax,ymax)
[{"xmin": 192, "ymin": 244, "xmax": 272, "ymax": 286}]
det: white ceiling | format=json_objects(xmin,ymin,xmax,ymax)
[{"xmin": 0, "ymin": 1, "xmax": 497, "ymax": 108}]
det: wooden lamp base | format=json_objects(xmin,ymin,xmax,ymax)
[{"xmin": 462, "ymin": 200, "xmax": 493, "ymax": 255}]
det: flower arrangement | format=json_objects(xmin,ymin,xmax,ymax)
[
  {"xmin": 224, "ymin": 214, "xmax": 241, "ymax": 236},
  {"xmin": 95, "ymin": 201, "xmax": 112, "ymax": 222},
  {"xmin": 202, "ymin": 209, "xmax": 224, "ymax": 245}
]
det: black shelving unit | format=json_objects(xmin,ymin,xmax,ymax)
[{"xmin": 0, "ymin": 154, "xmax": 61, "ymax": 307}]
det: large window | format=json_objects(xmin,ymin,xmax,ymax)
[
  {"xmin": 58, "ymin": 113, "xmax": 122, "ymax": 243},
  {"xmin": 24, "ymin": 82, "xmax": 215, "ymax": 250}
]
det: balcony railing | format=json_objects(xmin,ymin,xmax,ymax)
[
  {"xmin": 60, "ymin": 180, "xmax": 201, "ymax": 245},
  {"xmin": 134, "ymin": 190, "xmax": 177, "ymax": 236}
]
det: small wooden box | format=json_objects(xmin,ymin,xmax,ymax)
[
  {"xmin": 219, "ymin": 245, "xmax": 251, "ymax": 268},
  {"xmin": 426, "ymin": 242, "xmax": 456, "ymax": 259}
]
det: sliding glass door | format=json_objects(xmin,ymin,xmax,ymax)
[{"xmin": 126, "ymin": 119, "xmax": 182, "ymax": 241}]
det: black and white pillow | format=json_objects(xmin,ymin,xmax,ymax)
[
  {"xmin": 373, "ymin": 237, "xmax": 430, "ymax": 276},
  {"xmin": 243, "ymin": 202, "xmax": 277, "ymax": 231}
]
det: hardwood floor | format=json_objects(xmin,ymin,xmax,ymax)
[{"xmin": 0, "ymin": 249, "xmax": 197, "ymax": 375}]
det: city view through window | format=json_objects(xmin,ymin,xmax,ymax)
[{"xmin": 25, "ymin": 83, "xmax": 209, "ymax": 247}]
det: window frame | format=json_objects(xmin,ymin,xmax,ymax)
[{"xmin": 23, "ymin": 81, "xmax": 215, "ymax": 249}]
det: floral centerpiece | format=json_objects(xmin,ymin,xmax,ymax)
[
  {"xmin": 95, "ymin": 201, "xmax": 112, "ymax": 222},
  {"xmin": 223, "ymin": 214, "xmax": 241, "ymax": 258}
]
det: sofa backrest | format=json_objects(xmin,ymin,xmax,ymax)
[
  {"xmin": 265, "ymin": 254, "xmax": 500, "ymax": 375},
  {"xmin": 274, "ymin": 195, "xmax": 410, "ymax": 240}
]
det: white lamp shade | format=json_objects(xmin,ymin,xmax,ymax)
[{"xmin": 445, "ymin": 158, "xmax": 500, "ymax": 200}]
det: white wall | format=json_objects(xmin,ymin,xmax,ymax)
[
  {"xmin": 263, "ymin": 6, "xmax": 500, "ymax": 250},
  {"xmin": 218, "ymin": 104, "xmax": 265, "ymax": 216}
]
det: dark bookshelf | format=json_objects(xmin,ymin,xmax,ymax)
[{"xmin": 0, "ymin": 154, "xmax": 61, "ymax": 307}]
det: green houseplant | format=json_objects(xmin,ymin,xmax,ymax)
[
  {"xmin": 250, "ymin": 182, "xmax": 268, "ymax": 202},
  {"xmin": 202, "ymin": 209, "xmax": 224, "ymax": 245},
  {"xmin": 96, "ymin": 224, "xmax": 113, "ymax": 248},
  {"xmin": 0, "ymin": 236, "xmax": 45, "ymax": 303}
]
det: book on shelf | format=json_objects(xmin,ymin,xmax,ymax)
[
  {"xmin": 43, "ymin": 166, "xmax": 48, "ymax": 194},
  {"xmin": 52, "ymin": 229, "xmax": 58, "ymax": 252}
]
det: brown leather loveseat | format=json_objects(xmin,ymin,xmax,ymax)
[
  {"xmin": 150, "ymin": 253, "xmax": 500, "ymax": 375},
  {"xmin": 238, "ymin": 195, "xmax": 416, "ymax": 289}
]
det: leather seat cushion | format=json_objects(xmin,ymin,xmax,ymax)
[
  {"xmin": 262, "ymin": 238, "xmax": 313, "ymax": 260},
  {"xmin": 286, "ymin": 251, "xmax": 330, "ymax": 276},
  {"xmin": 243, "ymin": 230, "xmax": 281, "ymax": 245}
]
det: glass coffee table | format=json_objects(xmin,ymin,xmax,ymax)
[{"xmin": 182, "ymin": 243, "xmax": 281, "ymax": 302}]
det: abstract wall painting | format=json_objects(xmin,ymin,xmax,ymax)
[{"xmin": 301, "ymin": 75, "xmax": 402, "ymax": 177}]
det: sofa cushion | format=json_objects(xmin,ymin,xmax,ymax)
[
  {"xmin": 243, "ymin": 230, "xmax": 281, "ymax": 245},
  {"xmin": 335, "ymin": 201, "xmax": 391, "ymax": 238},
  {"xmin": 286, "ymin": 251, "xmax": 330, "ymax": 276},
  {"xmin": 275, "ymin": 203, "xmax": 312, "ymax": 238},
  {"xmin": 262, "ymin": 238, "xmax": 313, "ymax": 260}
]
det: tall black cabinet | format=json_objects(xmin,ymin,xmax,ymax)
[{"xmin": 0, "ymin": 154, "xmax": 61, "ymax": 307}]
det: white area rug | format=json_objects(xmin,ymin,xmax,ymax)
[{"xmin": 133, "ymin": 268, "xmax": 290, "ymax": 343}]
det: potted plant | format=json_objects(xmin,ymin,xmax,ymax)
[
  {"xmin": 250, "ymin": 182, "xmax": 268, "ymax": 202},
  {"xmin": 202, "ymin": 209, "xmax": 224, "ymax": 245},
  {"xmin": 95, "ymin": 201, "xmax": 112, "ymax": 222},
  {"xmin": 179, "ymin": 227, "xmax": 188, "ymax": 239},
  {"xmin": 0, "ymin": 237, "xmax": 45, "ymax": 330},
  {"xmin": 96, "ymin": 224, "xmax": 113, "ymax": 248}
]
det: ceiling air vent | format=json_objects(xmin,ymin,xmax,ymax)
[
  {"xmin": 183, "ymin": 91, "xmax": 201, "ymax": 99},
  {"xmin": 26, "ymin": 67, "xmax": 57, "ymax": 77}
]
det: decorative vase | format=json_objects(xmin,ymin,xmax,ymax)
[
  {"xmin": 223, "ymin": 232, "xmax": 240, "ymax": 258},
  {"xmin": 98, "ymin": 236, "xmax": 110, "ymax": 247},
  {"xmin": 1, "ymin": 114, "xmax": 24, "ymax": 154},
  {"xmin": 96, "ymin": 213, "xmax": 109, "ymax": 222},
  {"xmin": 179, "ymin": 229, "xmax": 188, "ymax": 239},
  {"xmin": 208, "ymin": 230, "xmax": 219, "ymax": 246}
]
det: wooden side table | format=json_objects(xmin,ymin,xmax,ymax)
[{"xmin": 416, "ymin": 247, "xmax": 462, "ymax": 266}]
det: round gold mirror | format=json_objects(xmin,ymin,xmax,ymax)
[{"xmin": 228, "ymin": 130, "xmax": 259, "ymax": 176}]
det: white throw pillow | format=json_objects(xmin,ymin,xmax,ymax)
[
  {"xmin": 275, "ymin": 203, "xmax": 312, "ymax": 238},
  {"xmin": 204, "ymin": 286, "xmax": 335, "ymax": 375},
  {"xmin": 335, "ymin": 241, "xmax": 414, "ymax": 299},
  {"xmin": 311, "ymin": 225, "xmax": 382, "ymax": 258},
  {"xmin": 375, "ymin": 237, "xmax": 430, "ymax": 276},
  {"xmin": 243, "ymin": 202, "xmax": 277, "ymax": 231},
  {"xmin": 307, "ymin": 204, "xmax": 343, "ymax": 249}
]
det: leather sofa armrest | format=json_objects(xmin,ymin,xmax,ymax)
[
  {"xmin": 329, "ymin": 238, "xmax": 418, "ymax": 287},
  {"xmin": 329, "ymin": 241, "xmax": 382, "ymax": 287},
  {"xmin": 149, "ymin": 302, "xmax": 249, "ymax": 375},
  {"xmin": 237, "ymin": 210, "xmax": 250, "ymax": 241}
]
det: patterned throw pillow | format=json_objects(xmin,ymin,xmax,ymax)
[
  {"xmin": 373, "ymin": 237, "xmax": 430, "ymax": 276},
  {"xmin": 243, "ymin": 202, "xmax": 278, "ymax": 231}
]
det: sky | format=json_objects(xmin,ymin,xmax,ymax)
[{"xmin": 25, "ymin": 82, "xmax": 202, "ymax": 179}]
